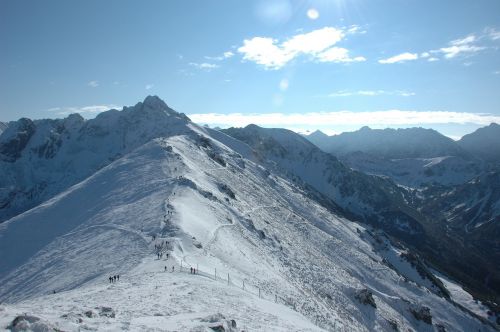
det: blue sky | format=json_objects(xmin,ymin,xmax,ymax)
[{"xmin": 2, "ymin": 0, "xmax": 500, "ymax": 138}]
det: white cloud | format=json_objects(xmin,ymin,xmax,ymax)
[
  {"xmin": 87, "ymin": 80, "xmax": 99, "ymax": 88},
  {"xmin": 328, "ymin": 90, "xmax": 415, "ymax": 97},
  {"xmin": 485, "ymin": 27, "xmax": 500, "ymax": 40},
  {"xmin": 48, "ymin": 104, "xmax": 119, "ymax": 117},
  {"xmin": 145, "ymin": 84, "xmax": 154, "ymax": 90},
  {"xmin": 379, "ymin": 31, "xmax": 492, "ymax": 65},
  {"xmin": 346, "ymin": 25, "xmax": 366, "ymax": 34},
  {"xmin": 189, "ymin": 62, "xmax": 220, "ymax": 70},
  {"xmin": 379, "ymin": 52, "xmax": 419, "ymax": 64},
  {"xmin": 435, "ymin": 34, "xmax": 486, "ymax": 59},
  {"xmin": 205, "ymin": 51, "xmax": 235, "ymax": 61},
  {"xmin": 307, "ymin": 8, "xmax": 319, "ymax": 20},
  {"xmin": 188, "ymin": 110, "xmax": 500, "ymax": 128},
  {"xmin": 450, "ymin": 35, "xmax": 477, "ymax": 46},
  {"xmin": 223, "ymin": 51, "xmax": 234, "ymax": 58},
  {"xmin": 237, "ymin": 26, "xmax": 364, "ymax": 69},
  {"xmin": 316, "ymin": 47, "xmax": 366, "ymax": 63}
]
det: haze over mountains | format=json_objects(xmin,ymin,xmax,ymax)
[{"xmin": 0, "ymin": 97, "xmax": 499, "ymax": 331}]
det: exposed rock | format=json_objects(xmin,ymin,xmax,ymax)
[
  {"xmin": 217, "ymin": 183, "xmax": 236, "ymax": 199},
  {"xmin": 84, "ymin": 309, "xmax": 96, "ymax": 318},
  {"xmin": 435, "ymin": 323, "xmax": 447, "ymax": 332},
  {"xmin": 355, "ymin": 288, "xmax": 377, "ymax": 308},
  {"xmin": 96, "ymin": 306, "xmax": 115, "ymax": 318},
  {"xmin": 200, "ymin": 313, "xmax": 237, "ymax": 331},
  {"xmin": 386, "ymin": 318, "xmax": 398, "ymax": 331},
  {"xmin": 409, "ymin": 303, "xmax": 432, "ymax": 324},
  {"xmin": 8, "ymin": 314, "xmax": 59, "ymax": 332}
]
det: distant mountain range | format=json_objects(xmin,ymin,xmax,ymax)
[
  {"xmin": 459, "ymin": 123, "xmax": 500, "ymax": 162},
  {"xmin": 307, "ymin": 126, "xmax": 468, "ymax": 160},
  {"xmin": 0, "ymin": 98, "xmax": 498, "ymax": 330},
  {"xmin": 303, "ymin": 124, "xmax": 500, "ymax": 304},
  {"xmin": 307, "ymin": 124, "xmax": 500, "ymax": 162}
]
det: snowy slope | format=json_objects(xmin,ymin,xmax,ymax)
[
  {"xmin": 222, "ymin": 125, "xmax": 426, "ymax": 240},
  {"xmin": 340, "ymin": 153, "xmax": 484, "ymax": 188},
  {"xmin": 0, "ymin": 120, "xmax": 496, "ymax": 330}
]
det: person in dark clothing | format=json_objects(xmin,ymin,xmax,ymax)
[
  {"xmin": 190, "ymin": 267, "xmax": 193, "ymax": 274},
  {"xmin": 117, "ymin": 275, "xmax": 120, "ymax": 281},
  {"xmin": 165, "ymin": 266, "xmax": 167, "ymax": 272},
  {"xmin": 109, "ymin": 276, "xmax": 112, "ymax": 283}
]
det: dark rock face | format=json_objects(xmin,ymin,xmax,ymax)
[
  {"xmin": 0, "ymin": 118, "xmax": 36, "ymax": 162},
  {"xmin": 97, "ymin": 306, "xmax": 115, "ymax": 318},
  {"xmin": 409, "ymin": 304, "xmax": 432, "ymax": 324},
  {"xmin": 201, "ymin": 313, "xmax": 237, "ymax": 331},
  {"xmin": 8, "ymin": 314, "xmax": 57, "ymax": 331},
  {"xmin": 355, "ymin": 288, "xmax": 377, "ymax": 308}
]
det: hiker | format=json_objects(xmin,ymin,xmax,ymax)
[
  {"xmin": 166, "ymin": 253, "xmax": 169, "ymax": 259},
  {"xmin": 113, "ymin": 275, "xmax": 117, "ymax": 282},
  {"xmin": 193, "ymin": 268, "xmax": 196, "ymax": 274},
  {"xmin": 172, "ymin": 266, "xmax": 174, "ymax": 272},
  {"xmin": 190, "ymin": 267, "xmax": 193, "ymax": 274},
  {"xmin": 109, "ymin": 276, "xmax": 112, "ymax": 283},
  {"xmin": 165, "ymin": 266, "xmax": 167, "ymax": 272},
  {"xmin": 117, "ymin": 275, "xmax": 120, "ymax": 281}
]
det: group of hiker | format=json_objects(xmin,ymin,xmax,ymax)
[
  {"xmin": 190, "ymin": 267, "xmax": 197, "ymax": 274},
  {"xmin": 109, "ymin": 275, "xmax": 120, "ymax": 283},
  {"xmin": 156, "ymin": 252, "xmax": 169, "ymax": 259}
]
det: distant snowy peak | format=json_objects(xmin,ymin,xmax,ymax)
[
  {"xmin": 459, "ymin": 123, "xmax": 500, "ymax": 162},
  {"xmin": 316, "ymin": 126, "xmax": 465, "ymax": 159},
  {"xmin": 304, "ymin": 130, "xmax": 330, "ymax": 151}
]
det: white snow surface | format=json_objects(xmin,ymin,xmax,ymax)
[{"xmin": 0, "ymin": 118, "xmax": 495, "ymax": 331}]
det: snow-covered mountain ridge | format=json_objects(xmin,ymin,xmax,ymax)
[
  {"xmin": 0, "ymin": 97, "xmax": 498, "ymax": 331},
  {"xmin": 0, "ymin": 96, "xmax": 190, "ymax": 222},
  {"xmin": 224, "ymin": 124, "xmax": 500, "ymax": 324},
  {"xmin": 303, "ymin": 126, "xmax": 500, "ymax": 304},
  {"xmin": 305, "ymin": 125, "xmax": 500, "ymax": 189}
]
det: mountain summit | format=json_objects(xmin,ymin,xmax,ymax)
[{"xmin": 0, "ymin": 96, "xmax": 191, "ymax": 222}]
